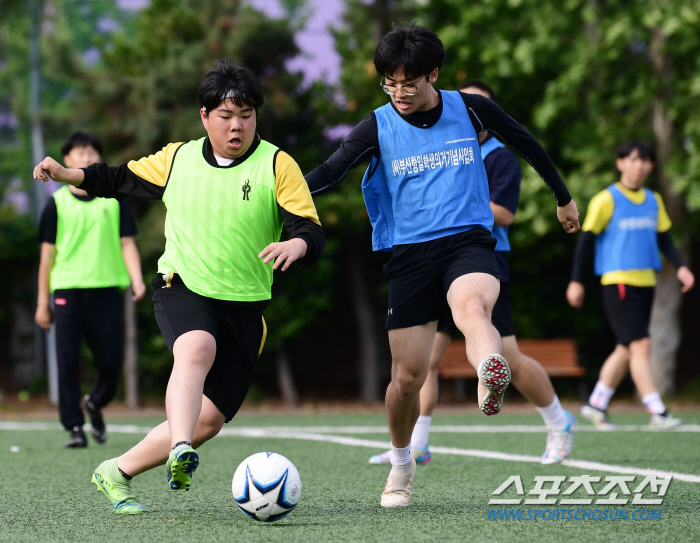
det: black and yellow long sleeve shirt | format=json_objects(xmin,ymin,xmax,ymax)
[{"xmin": 80, "ymin": 135, "xmax": 324, "ymax": 302}]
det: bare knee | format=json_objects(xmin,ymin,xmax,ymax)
[
  {"xmin": 173, "ymin": 332, "xmax": 216, "ymax": 368},
  {"xmin": 630, "ymin": 337, "xmax": 650, "ymax": 352},
  {"xmin": 614, "ymin": 344, "xmax": 631, "ymax": 358},
  {"xmin": 452, "ymin": 298, "xmax": 489, "ymax": 331},
  {"xmin": 392, "ymin": 362, "xmax": 427, "ymax": 395}
]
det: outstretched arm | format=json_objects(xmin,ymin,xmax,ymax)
[
  {"xmin": 305, "ymin": 114, "xmax": 378, "ymax": 195},
  {"xmin": 461, "ymin": 93, "xmax": 580, "ymax": 233},
  {"xmin": 36, "ymin": 143, "xmax": 183, "ymax": 201},
  {"xmin": 34, "ymin": 157, "xmax": 84, "ymax": 186}
]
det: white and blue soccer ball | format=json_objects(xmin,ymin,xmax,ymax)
[{"xmin": 231, "ymin": 452, "xmax": 302, "ymax": 522}]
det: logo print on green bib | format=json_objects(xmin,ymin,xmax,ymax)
[{"xmin": 242, "ymin": 179, "xmax": 251, "ymax": 201}]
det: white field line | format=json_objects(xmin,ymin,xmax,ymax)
[
  {"xmin": 221, "ymin": 424, "xmax": 700, "ymax": 434},
  {"xmin": 2, "ymin": 421, "xmax": 699, "ymax": 483},
  {"xmin": 2, "ymin": 422, "xmax": 700, "ymax": 434}
]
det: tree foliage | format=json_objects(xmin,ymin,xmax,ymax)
[
  {"xmin": 3, "ymin": 0, "xmax": 700, "ymax": 395},
  {"xmin": 1, "ymin": 0, "xmax": 335, "ymax": 396}
]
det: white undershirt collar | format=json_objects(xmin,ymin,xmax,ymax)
[{"xmin": 213, "ymin": 154, "xmax": 234, "ymax": 166}]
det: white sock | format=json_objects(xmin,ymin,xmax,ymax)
[
  {"xmin": 589, "ymin": 381, "xmax": 615, "ymax": 410},
  {"xmin": 391, "ymin": 443, "xmax": 412, "ymax": 466},
  {"xmin": 535, "ymin": 395, "xmax": 568, "ymax": 429},
  {"xmin": 410, "ymin": 416, "xmax": 432, "ymax": 451},
  {"xmin": 642, "ymin": 392, "xmax": 666, "ymax": 415}
]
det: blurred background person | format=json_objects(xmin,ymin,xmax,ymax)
[
  {"xmin": 567, "ymin": 140, "xmax": 694, "ymax": 430},
  {"xmin": 35, "ymin": 132, "xmax": 145, "ymax": 448}
]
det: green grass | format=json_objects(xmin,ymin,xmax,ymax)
[{"xmin": 1, "ymin": 410, "xmax": 699, "ymax": 542}]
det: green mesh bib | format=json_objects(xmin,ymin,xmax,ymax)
[
  {"xmin": 51, "ymin": 186, "xmax": 130, "ymax": 291},
  {"xmin": 157, "ymin": 138, "xmax": 283, "ymax": 301}
]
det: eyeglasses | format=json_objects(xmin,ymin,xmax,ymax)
[{"xmin": 380, "ymin": 75, "xmax": 428, "ymax": 96}]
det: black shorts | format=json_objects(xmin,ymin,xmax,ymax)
[
  {"xmin": 151, "ymin": 274, "xmax": 266, "ymax": 422},
  {"xmin": 436, "ymin": 281, "xmax": 515, "ymax": 338},
  {"xmin": 491, "ymin": 281, "xmax": 515, "ymax": 337},
  {"xmin": 436, "ymin": 309, "xmax": 459, "ymax": 337},
  {"xmin": 384, "ymin": 228, "xmax": 499, "ymax": 329},
  {"xmin": 602, "ymin": 283, "xmax": 654, "ymax": 346}
]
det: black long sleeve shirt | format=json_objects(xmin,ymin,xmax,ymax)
[
  {"xmin": 80, "ymin": 136, "xmax": 325, "ymax": 266},
  {"xmin": 305, "ymin": 91, "xmax": 571, "ymax": 207}
]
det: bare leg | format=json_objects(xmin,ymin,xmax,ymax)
[
  {"xmin": 599, "ymin": 345, "xmax": 630, "ymax": 388},
  {"xmin": 386, "ymin": 322, "xmax": 436, "ymax": 448},
  {"xmin": 447, "ymin": 273, "xmax": 501, "ymax": 403},
  {"xmin": 503, "ymin": 335, "xmax": 555, "ymax": 408},
  {"xmin": 118, "ymin": 395, "xmax": 225, "ymax": 477},
  {"xmin": 628, "ymin": 337, "xmax": 656, "ymax": 396},
  {"xmin": 419, "ymin": 331, "xmax": 452, "ymax": 416},
  {"xmin": 166, "ymin": 330, "xmax": 216, "ymax": 447},
  {"xmin": 447, "ymin": 273, "xmax": 501, "ymax": 364}
]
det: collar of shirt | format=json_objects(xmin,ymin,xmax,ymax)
[{"xmin": 388, "ymin": 89, "xmax": 444, "ymax": 129}]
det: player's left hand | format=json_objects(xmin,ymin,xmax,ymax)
[
  {"xmin": 131, "ymin": 281, "xmax": 147, "ymax": 302},
  {"xmin": 557, "ymin": 199, "xmax": 580, "ymax": 233},
  {"xmin": 677, "ymin": 265, "xmax": 695, "ymax": 293},
  {"xmin": 259, "ymin": 238, "xmax": 307, "ymax": 271}
]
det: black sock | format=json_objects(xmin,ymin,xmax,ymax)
[
  {"xmin": 118, "ymin": 467, "xmax": 133, "ymax": 481},
  {"xmin": 172, "ymin": 441, "xmax": 192, "ymax": 450}
]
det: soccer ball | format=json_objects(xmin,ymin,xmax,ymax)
[{"xmin": 231, "ymin": 452, "xmax": 302, "ymax": 522}]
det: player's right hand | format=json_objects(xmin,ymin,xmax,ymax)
[
  {"xmin": 35, "ymin": 305, "xmax": 53, "ymax": 331},
  {"xmin": 566, "ymin": 281, "xmax": 585, "ymax": 308},
  {"xmin": 33, "ymin": 157, "xmax": 65, "ymax": 183}
]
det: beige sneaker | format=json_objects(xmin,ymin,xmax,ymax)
[{"xmin": 380, "ymin": 458, "xmax": 416, "ymax": 508}]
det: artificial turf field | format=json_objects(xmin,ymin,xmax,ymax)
[{"xmin": 2, "ymin": 409, "xmax": 699, "ymax": 543}]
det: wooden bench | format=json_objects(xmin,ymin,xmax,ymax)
[{"xmin": 439, "ymin": 338, "xmax": 584, "ymax": 379}]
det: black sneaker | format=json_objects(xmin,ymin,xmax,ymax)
[
  {"xmin": 65, "ymin": 426, "xmax": 87, "ymax": 448},
  {"xmin": 84, "ymin": 394, "xmax": 108, "ymax": 444}
]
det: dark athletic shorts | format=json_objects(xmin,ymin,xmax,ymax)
[
  {"xmin": 602, "ymin": 283, "xmax": 654, "ymax": 346},
  {"xmin": 436, "ymin": 281, "xmax": 515, "ymax": 338},
  {"xmin": 491, "ymin": 281, "xmax": 515, "ymax": 337},
  {"xmin": 151, "ymin": 274, "xmax": 266, "ymax": 422},
  {"xmin": 384, "ymin": 228, "xmax": 499, "ymax": 330}
]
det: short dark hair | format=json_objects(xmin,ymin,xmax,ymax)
[
  {"xmin": 198, "ymin": 59, "xmax": 264, "ymax": 114},
  {"xmin": 459, "ymin": 80, "xmax": 497, "ymax": 103},
  {"xmin": 374, "ymin": 23, "xmax": 445, "ymax": 80},
  {"xmin": 617, "ymin": 140, "xmax": 655, "ymax": 162},
  {"xmin": 61, "ymin": 132, "xmax": 103, "ymax": 157}
]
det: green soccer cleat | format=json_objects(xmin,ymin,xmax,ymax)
[
  {"xmin": 91, "ymin": 459, "xmax": 145, "ymax": 514},
  {"xmin": 166, "ymin": 444, "xmax": 199, "ymax": 491}
]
